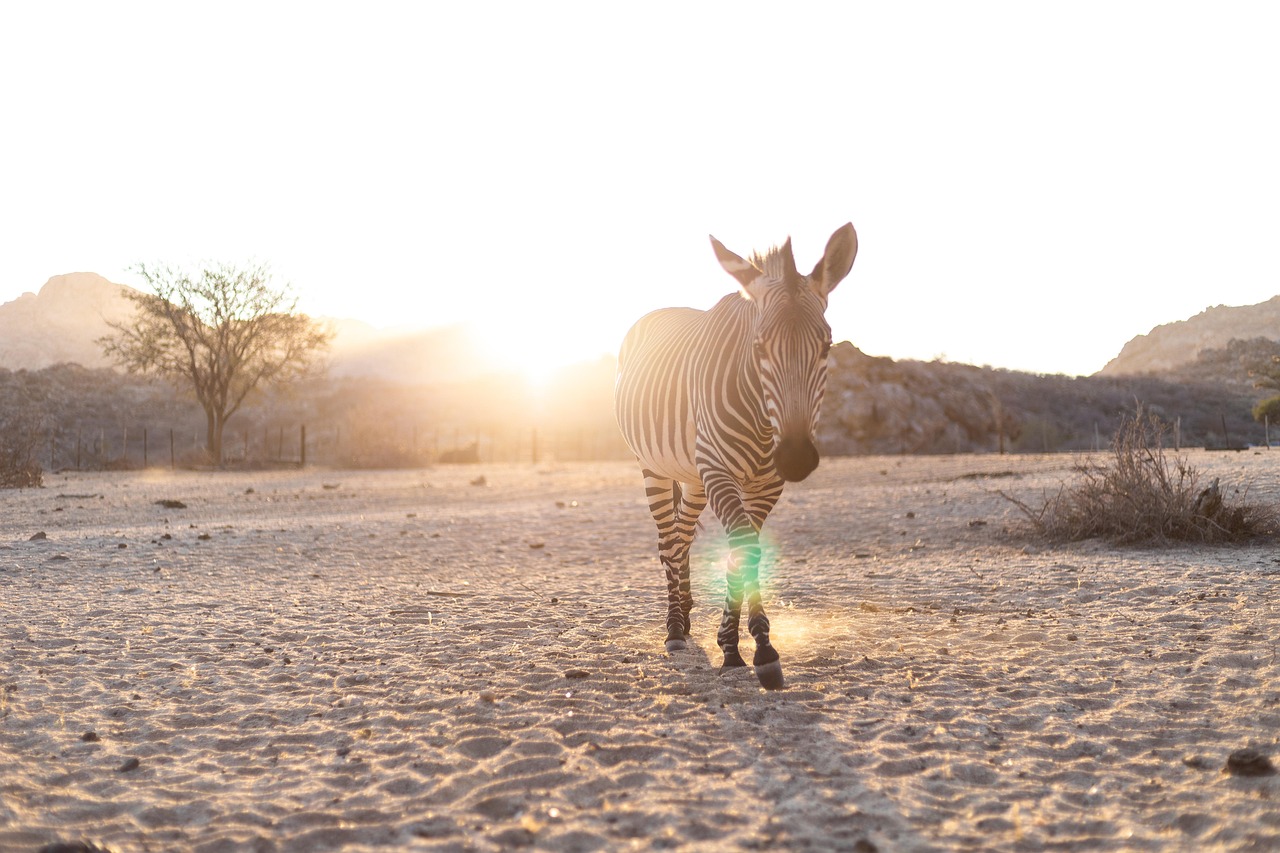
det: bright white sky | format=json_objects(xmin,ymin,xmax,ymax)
[{"xmin": 3, "ymin": 2, "xmax": 1279, "ymax": 378}]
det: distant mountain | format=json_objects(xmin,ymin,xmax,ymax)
[
  {"xmin": 1099, "ymin": 296, "xmax": 1280, "ymax": 376},
  {"xmin": 0, "ymin": 273, "xmax": 491, "ymax": 384},
  {"xmin": 0, "ymin": 273, "xmax": 138, "ymax": 369}
]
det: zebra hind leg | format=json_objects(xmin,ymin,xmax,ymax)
[
  {"xmin": 673, "ymin": 482, "xmax": 707, "ymax": 639},
  {"xmin": 643, "ymin": 471, "xmax": 690, "ymax": 652}
]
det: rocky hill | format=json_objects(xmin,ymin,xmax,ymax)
[
  {"xmin": 817, "ymin": 343, "xmax": 1260, "ymax": 455},
  {"xmin": 1100, "ymin": 296, "xmax": 1280, "ymax": 376},
  {"xmin": 0, "ymin": 274, "xmax": 492, "ymax": 384},
  {"xmin": 1, "ymin": 274, "xmax": 1273, "ymax": 467},
  {"xmin": 0, "ymin": 274, "xmax": 138, "ymax": 369}
]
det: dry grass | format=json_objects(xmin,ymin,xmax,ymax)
[{"xmin": 1005, "ymin": 409, "xmax": 1279, "ymax": 544}]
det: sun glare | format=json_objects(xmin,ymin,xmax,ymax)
[{"xmin": 474, "ymin": 319, "xmax": 617, "ymax": 392}]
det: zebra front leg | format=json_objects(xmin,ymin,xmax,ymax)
[
  {"xmin": 715, "ymin": 524, "xmax": 754, "ymax": 671},
  {"xmin": 744, "ymin": 485, "xmax": 784, "ymax": 689},
  {"xmin": 744, "ymin": 570, "xmax": 782, "ymax": 690},
  {"xmin": 719, "ymin": 527, "xmax": 782, "ymax": 688}
]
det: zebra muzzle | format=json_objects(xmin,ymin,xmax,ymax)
[{"xmin": 775, "ymin": 435, "xmax": 819, "ymax": 482}]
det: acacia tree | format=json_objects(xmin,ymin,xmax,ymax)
[{"xmin": 101, "ymin": 262, "xmax": 333, "ymax": 466}]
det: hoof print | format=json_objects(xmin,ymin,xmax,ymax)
[{"xmin": 754, "ymin": 660, "xmax": 785, "ymax": 691}]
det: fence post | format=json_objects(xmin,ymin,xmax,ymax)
[
  {"xmin": 170, "ymin": 428, "xmax": 175, "ymax": 469},
  {"xmin": 300, "ymin": 424, "xmax": 307, "ymax": 467},
  {"xmin": 144, "ymin": 428, "xmax": 149, "ymax": 468}
]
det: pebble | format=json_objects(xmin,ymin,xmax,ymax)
[
  {"xmin": 118, "ymin": 757, "xmax": 141, "ymax": 773},
  {"xmin": 564, "ymin": 669, "xmax": 590, "ymax": 679},
  {"xmin": 29, "ymin": 531, "xmax": 47, "ymax": 541},
  {"xmin": 1225, "ymin": 748, "xmax": 1276, "ymax": 777}
]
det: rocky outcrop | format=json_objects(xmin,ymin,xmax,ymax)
[
  {"xmin": 0, "ymin": 273, "xmax": 139, "ymax": 369},
  {"xmin": 1099, "ymin": 296, "xmax": 1280, "ymax": 376},
  {"xmin": 817, "ymin": 343, "xmax": 1017, "ymax": 454}
]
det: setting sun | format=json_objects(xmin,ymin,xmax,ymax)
[{"xmin": 472, "ymin": 315, "xmax": 620, "ymax": 390}]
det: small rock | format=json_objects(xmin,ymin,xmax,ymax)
[
  {"xmin": 117, "ymin": 757, "xmax": 140, "ymax": 773},
  {"xmin": 117, "ymin": 543, "xmax": 127, "ymax": 550},
  {"xmin": 38, "ymin": 843, "xmax": 112, "ymax": 853},
  {"xmin": 479, "ymin": 690, "xmax": 498, "ymax": 703},
  {"xmin": 29, "ymin": 531, "xmax": 48, "ymax": 541},
  {"xmin": 529, "ymin": 542, "xmax": 545, "ymax": 549},
  {"xmin": 905, "ymin": 511, "xmax": 916, "ymax": 519},
  {"xmin": 470, "ymin": 476, "xmax": 487, "ymax": 486},
  {"xmin": 564, "ymin": 669, "xmax": 590, "ymax": 679},
  {"xmin": 197, "ymin": 533, "xmax": 211, "ymax": 541},
  {"xmin": 154, "ymin": 499, "xmax": 186, "ymax": 509},
  {"xmin": 81, "ymin": 731, "xmax": 99, "ymax": 742},
  {"xmin": 968, "ymin": 519, "xmax": 988, "ymax": 527},
  {"xmin": 245, "ymin": 488, "xmax": 255, "ymax": 494},
  {"xmin": 1225, "ymin": 748, "xmax": 1277, "ymax": 777}
]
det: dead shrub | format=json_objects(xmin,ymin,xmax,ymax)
[
  {"xmin": 0, "ymin": 412, "xmax": 45, "ymax": 488},
  {"xmin": 1005, "ymin": 409, "xmax": 1278, "ymax": 544}
]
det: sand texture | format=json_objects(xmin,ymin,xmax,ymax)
[{"xmin": 3, "ymin": 451, "xmax": 1280, "ymax": 851}]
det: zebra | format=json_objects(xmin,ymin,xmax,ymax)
[{"xmin": 614, "ymin": 223, "xmax": 858, "ymax": 690}]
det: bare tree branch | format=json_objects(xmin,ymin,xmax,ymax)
[{"xmin": 99, "ymin": 262, "xmax": 333, "ymax": 465}]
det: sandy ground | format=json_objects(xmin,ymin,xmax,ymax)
[{"xmin": 2, "ymin": 450, "xmax": 1280, "ymax": 852}]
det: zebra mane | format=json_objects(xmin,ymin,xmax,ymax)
[{"xmin": 748, "ymin": 239, "xmax": 799, "ymax": 285}]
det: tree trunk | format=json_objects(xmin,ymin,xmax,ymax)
[{"xmin": 205, "ymin": 409, "xmax": 225, "ymax": 466}]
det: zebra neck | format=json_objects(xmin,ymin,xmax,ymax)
[{"xmin": 701, "ymin": 293, "xmax": 773, "ymax": 444}]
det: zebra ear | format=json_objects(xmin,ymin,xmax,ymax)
[
  {"xmin": 710, "ymin": 236, "xmax": 759, "ymax": 293},
  {"xmin": 810, "ymin": 222, "xmax": 858, "ymax": 297}
]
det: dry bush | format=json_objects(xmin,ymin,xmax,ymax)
[
  {"xmin": 1006, "ymin": 409, "xmax": 1278, "ymax": 544},
  {"xmin": 0, "ymin": 413, "xmax": 44, "ymax": 488}
]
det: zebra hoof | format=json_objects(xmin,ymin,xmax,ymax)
[
  {"xmin": 754, "ymin": 660, "xmax": 785, "ymax": 690},
  {"xmin": 720, "ymin": 649, "xmax": 748, "ymax": 669},
  {"xmin": 664, "ymin": 637, "xmax": 687, "ymax": 652}
]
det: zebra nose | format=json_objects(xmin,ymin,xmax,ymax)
[{"xmin": 775, "ymin": 435, "xmax": 819, "ymax": 482}]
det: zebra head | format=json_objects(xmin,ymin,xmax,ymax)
[{"xmin": 710, "ymin": 223, "xmax": 858, "ymax": 482}]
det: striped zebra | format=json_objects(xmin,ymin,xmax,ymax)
[{"xmin": 614, "ymin": 223, "xmax": 858, "ymax": 689}]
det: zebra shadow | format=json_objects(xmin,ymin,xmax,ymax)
[{"xmin": 655, "ymin": 606, "xmax": 935, "ymax": 852}]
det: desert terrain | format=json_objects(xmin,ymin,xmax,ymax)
[{"xmin": 2, "ymin": 451, "xmax": 1278, "ymax": 851}]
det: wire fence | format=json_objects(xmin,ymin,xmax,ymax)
[{"xmin": 39, "ymin": 422, "xmax": 633, "ymax": 471}]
